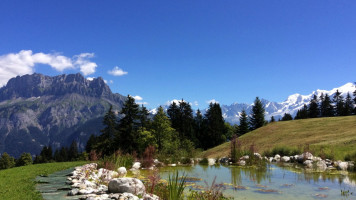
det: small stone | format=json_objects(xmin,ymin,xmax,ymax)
[{"xmin": 68, "ymin": 188, "xmax": 79, "ymax": 196}]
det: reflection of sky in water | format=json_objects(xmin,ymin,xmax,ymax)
[{"xmin": 152, "ymin": 164, "xmax": 356, "ymax": 200}]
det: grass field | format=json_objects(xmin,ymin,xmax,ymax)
[
  {"xmin": 202, "ymin": 115, "xmax": 356, "ymax": 160},
  {"xmin": 0, "ymin": 161, "xmax": 87, "ymax": 200}
]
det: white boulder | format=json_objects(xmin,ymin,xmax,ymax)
[
  {"xmin": 131, "ymin": 162, "xmax": 141, "ymax": 170},
  {"xmin": 108, "ymin": 178, "xmax": 146, "ymax": 196},
  {"xmin": 281, "ymin": 156, "xmax": 290, "ymax": 162},
  {"xmin": 208, "ymin": 158, "xmax": 216, "ymax": 165},
  {"xmin": 118, "ymin": 167, "xmax": 127, "ymax": 177}
]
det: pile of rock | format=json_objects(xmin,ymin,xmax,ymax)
[
  {"xmin": 66, "ymin": 163, "xmax": 159, "ymax": 200},
  {"xmin": 218, "ymin": 152, "xmax": 354, "ymax": 172}
]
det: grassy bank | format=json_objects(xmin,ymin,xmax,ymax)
[
  {"xmin": 0, "ymin": 161, "xmax": 87, "ymax": 200},
  {"xmin": 202, "ymin": 115, "xmax": 356, "ymax": 160}
]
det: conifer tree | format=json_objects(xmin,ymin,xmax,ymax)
[
  {"xmin": 151, "ymin": 106, "xmax": 175, "ymax": 151},
  {"xmin": 353, "ymin": 82, "xmax": 356, "ymax": 114},
  {"xmin": 203, "ymin": 103, "xmax": 226, "ymax": 149},
  {"xmin": 282, "ymin": 113, "xmax": 293, "ymax": 121},
  {"xmin": 85, "ymin": 134, "xmax": 97, "ymax": 153},
  {"xmin": 308, "ymin": 94, "xmax": 319, "ymax": 118},
  {"xmin": 344, "ymin": 92, "xmax": 353, "ymax": 116},
  {"xmin": 239, "ymin": 110, "xmax": 249, "ymax": 135},
  {"xmin": 68, "ymin": 140, "xmax": 79, "ymax": 161},
  {"xmin": 167, "ymin": 101, "xmax": 179, "ymax": 129},
  {"xmin": 270, "ymin": 116, "xmax": 275, "ymax": 123},
  {"xmin": 116, "ymin": 95, "xmax": 140, "ymax": 154},
  {"xmin": 249, "ymin": 97, "xmax": 266, "ymax": 130},
  {"xmin": 333, "ymin": 90, "xmax": 344, "ymax": 116},
  {"xmin": 194, "ymin": 109, "xmax": 204, "ymax": 148},
  {"xmin": 320, "ymin": 94, "xmax": 334, "ymax": 117},
  {"xmin": 138, "ymin": 105, "xmax": 150, "ymax": 131},
  {"xmin": 97, "ymin": 105, "xmax": 117, "ymax": 156}
]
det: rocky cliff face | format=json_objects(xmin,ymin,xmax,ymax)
[{"xmin": 0, "ymin": 73, "xmax": 126, "ymax": 157}]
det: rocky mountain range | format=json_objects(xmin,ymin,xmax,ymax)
[
  {"xmin": 0, "ymin": 73, "xmax": 126, "ymax": 157},
  {"xmin": 221, "ymin": 82, "xmax": 356, "ymax": 124}
]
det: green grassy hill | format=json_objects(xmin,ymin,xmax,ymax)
[{"xmin": 202, "ymin": 115, "xmax": 356, "ymax": 160}]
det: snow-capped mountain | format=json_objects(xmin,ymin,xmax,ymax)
[
  {"xmin": 221, "ymin": 82, "xmax": 356, "ymax": 124},
  {"xmin": 150, "ymin": 82, "xmax": 356, "ymax": 124}
]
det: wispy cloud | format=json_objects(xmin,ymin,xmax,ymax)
[
  {"xmin": 0, "ymin": 50, "xmax": 98, "ymax": 87},
  {"xmin": 108, "ymin": 66, "xmax": 128, "ymax": 76},
  {"xmin": 193, "ymin": 101, "xmax": 199, "ymax": 106}
]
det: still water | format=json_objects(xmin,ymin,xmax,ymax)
[{"xmin": 146, "ymin": 164, "xmax": 356, "ymax": 199}]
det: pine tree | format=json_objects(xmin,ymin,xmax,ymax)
[
  {"xmin": 249, "ymin": 97, "xmax": 266, "ymax": 130},
  {"xmin": 320, "ymin": 94, "xmax": 334, "ymax": 117},
  {"xmin": 194, "ymin": 109, "xmax": 204, "ymax": 148},
  {"xmin": 138, "ymin": 105, "xmax": 150, "ymax": 131},
  {"xmin": 282, "ymin": 113, "xmax": 293, "ymax": 121},
  {"xmin": 270, "ymin": 116, "xmax": 275, "ymax": 123},
  {"xmin": 68, "ymin": 140, "xmax": 79, "ymax": 161},
  {"xmin": 308, "ymin": 94, "xmax": 319, "ymax": 118},
  {"xmin": 203, "ymin": 103, "xmax": 226, "ymax": 149},
  {"xmin": 97, "ymin": 105, "xmax": 117, "ymax": 156},
  {"xmin": 333, "ymin": 90, "xmax": 344, "ymax": 116},
  {"xmin": 239, "ymin": 110, "xmax": 249, "ymax": 135},
  {"xmin": 116, "ymin": 95, "xmax": 140, "ymax": 154},
  {"xmin": 344, "ymin": 92, "xmax": 353, "ymax": 116},
  {"xmin": 151, "ymin": 106, "xmax": 176, "ymax": 151},
  {"xmin": 0, "ymin": 152, "xmax": 15, "ymax": 169},
  {"xmin": 85, "ymin": 134, "xmax": 97, "ymax": 153},
  {"xmin": 167, "ymin": 101, "xmax": 180, "ymax": 129}
]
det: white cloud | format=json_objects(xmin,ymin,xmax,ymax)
[
  {"xmin": 109, "ymin": 80, "xmax": 114, "ymax": 84},
  {"xmin": 0, "ymin": 50, "xmax": 99, "ymax": 87},
  {"xmin": 104, "ymin": 80, "xmax": 108, "ymax": 84},
  {"xmin": 206, "ymin": 99, "xmax": 219, "ymax": 104},
  {"xmin": 133, "ymin": 95, "xmax": 143, "ymax": 101},
  {"xmin": 108, "ymin": 66, "xmax": 128, "ymax": 76},
  {"xmin": 74, "ymin": 53, "xmax": 97, "ymax": 76}
]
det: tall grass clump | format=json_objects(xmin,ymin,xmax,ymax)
[
  {"xmin": 168, "ymin": 171, "xmax": 187, "ymax": 200},
  {"xmin": 230, "ymin": 135, "xmax": 243, "ymax": 163},
  {"xmin": 98, "ymin": 150, "xmax": 134, "ymax": 170}
]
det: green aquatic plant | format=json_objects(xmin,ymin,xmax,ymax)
[{"xmin": 168, "ymin": 171, "xmax": 187, "ymax": 200}]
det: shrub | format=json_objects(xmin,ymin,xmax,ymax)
[
  {"xmin": 199, "ymin": 158, "xmax": 209, "ymax": 165},
  {"xmin": 142, "ymin": 145, "xmax": 155, "ymax": 168}
]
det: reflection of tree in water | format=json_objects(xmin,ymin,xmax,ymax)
[
  {"xmin": 229, "ymin": 165, "xmax": 271, "ymax": 185},
  {"xmin": 278, "ymin": 163, "xmax": 356, "ymax": 186}
]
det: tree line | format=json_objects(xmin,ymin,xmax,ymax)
[{"xmin": 281, "ymin": 89, "xmax": 356, "ymax": 121}]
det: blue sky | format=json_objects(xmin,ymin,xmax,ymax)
[{"xmin": 0, "ymin": 0, "xmax": 355, "ymax": 109}]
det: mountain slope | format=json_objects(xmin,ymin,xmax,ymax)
[
  {"xmin": 0, "ymin": 73, "xmax": 126, "ymax": 157},
  {"xmin": 202, "ymin": 115, "xmax": 356, "ymax": 160}
]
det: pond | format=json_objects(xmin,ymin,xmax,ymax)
[{"xmin": 143, "ymin": 163, "xmax": 356, "ymax": 199}]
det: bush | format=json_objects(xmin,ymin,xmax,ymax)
[
  {"xmin": 16, "ymin": 153, "xmax": 32, "ymax": 167},
  {"xmin": 98, "ymin": 151, "xmax": 134, "ymax": 170},
  {"xmin": 199, "ymin": 158, "xmax": 209, "ymax": 165}
]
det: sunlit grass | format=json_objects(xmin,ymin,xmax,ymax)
[
  {"xmin": 0, "ymin": 161, "xmax": 87, "ymax": 200},
  {"xmin": 203, "ymin": 116, "xmax": 356, "ymax": 160}
]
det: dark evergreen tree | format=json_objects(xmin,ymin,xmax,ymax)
[
  {"xmin": 138, "ymin": 105, "xmax": 150, "ymax": 131},
  {"xmin": 239, "ymin": 110, "xmax": 249, "ymax": 135},
  {"xmin": 333, "ymin": 90, "xmax": 344, "ymax": 116},
  {"xmin": 85, "ymin": 134, "xmax": 97, "ymax": 153},
  {"xmin": 344, "ymin": 92, "xmax": 353, "ymax": 116},
  {"xmin": 294, "ymin": 104, "xmax": 308, "ymax": 120},
  {"xmin": 116, "ymin": 95, "xmax": 140, "ymax": 154},
  {"xmin": 151, "ymin": 106, "xmax": 176, "ymax": 151},
  {"xmin": 249, "ymin": 97, "xmax": 266, "ymax": 130},
  {"xmin": 270, "ymin": 116, "xmax": 275, "ymax": 123},
  {"xmin": 167, "ymin": 100, "xmax": 195, "ymax": 143},
  {"xmin": 281, "ymin": 113, "xmax": 293, "ymax": 121},
  {"xmin": 39, "ymin": 146, "xmax": 53, "ymax": 163},
  {"xmin": 320, "ymin": 94, "xmax": 334, "ymax": 117},
  {"xmin": 59, "ymin": 147, "xmax": 69, "ymax": 162},
  {"xmin": 308, "ymin": 94, "xmax": 319, "ymax": 118},
  {"xmin": 194, "ymin": 109, "xmax": 204, "ymax": 148},
  {"xmin": 68, "ymin": 140, "xmax": 79, "ymax": 161},
  {"xmin": 203, "ymin": 103, "xmax": 226, "ymax": 149},
  {"xmin": 97, "ymin": 105, "xmax": 117, "ymax": 156}
]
